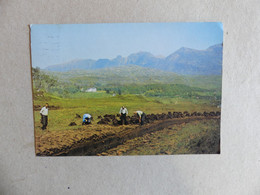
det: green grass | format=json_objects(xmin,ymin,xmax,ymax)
[
  {"xmin": 46, "ymin": 67, "xmax": 222, "ymax": 90},
  {"xmin": 34, "ymin": 91, "xmax": 220, "ymax": 134},
  {"xmin": 63, "ymin": 91, "xmax": 112, "ymax": 98}
]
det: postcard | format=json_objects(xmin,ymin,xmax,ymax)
[{"xmin": 30, "ymin": 23, "xmax": 223, "ymax": 156}]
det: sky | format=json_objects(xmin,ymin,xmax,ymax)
[{"xmin": 30, "ymin": 22, "xmax": 223, "ymax": 68}]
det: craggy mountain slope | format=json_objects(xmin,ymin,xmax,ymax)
[{"xmin": 45, "ymin": 44, "xmax": 223, "ymax": 75}]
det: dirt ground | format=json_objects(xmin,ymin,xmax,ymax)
[{"xmin": 35, "ymin": 114, "xmax": 220, "ymax": 156}]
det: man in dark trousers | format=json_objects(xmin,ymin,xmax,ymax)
[
  {"xmin": 134, "ymin": 110, "xmax": 146, "ymax": 125},
  {"xmin": 40, "ymin": 103, "xmax": 49, "ymax": 130},
  {"xmin": 119, "ymin": 106, "xmax": 128, "ymax": 125}
]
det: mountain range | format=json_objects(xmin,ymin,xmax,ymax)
[{"xmin": 44, "ymin": 43, "xmax": 223, "ymax": 75}]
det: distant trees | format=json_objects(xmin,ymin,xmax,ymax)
[
  {"xmin": 31, "ymin": 67, "xmax": 220, "ymax": 101},
  {"xmin": 99, "ymin": 84, "xmax": 216, "ymax": 99},
  {"xmin": 118, "ymin": 88, "xmax": 122, "ymax": 95},
  {"xmin": 32, "ymin": 67, "xmax": 58, "ymax": 92}
]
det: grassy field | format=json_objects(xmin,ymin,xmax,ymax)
[
  {"xmin": 34, "ymin": 91, "xmax": 220, "ymax": 134},
  {"xmin": 33, "ymin": 66, "xmax": 221, "ymax": 137}
]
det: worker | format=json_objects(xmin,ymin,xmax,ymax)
[
  {"xmin": 119, "ymin": 106, "xmax": 128, "ymax": 125},
  {"xmin": 82, "ymin": 113, "xmax": 92, "ymax": 125},
  {"xmin": 134, "ymin": 110, "xmax": 146, "ymax": 125},
  {"xmin": 40, "ymin": 103, "xmax": 49, "ymax": 130}
]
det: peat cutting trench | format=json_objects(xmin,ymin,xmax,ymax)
[{"xmin": 54, "ymin": 116, "xmax": 220, "ymax": 156}]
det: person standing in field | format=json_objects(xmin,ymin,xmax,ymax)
[
  {"xmin": 82, "ymin": 113, "xmax": 92, "ymax": 125},
  {"xmin": 134, "ymin": 110, "xmax": 146, "ymax": 125},
  {"xmin": 40, "ymin": 103, "xmax": 49, "ymax": 130},
  {"xmin": 119, "ymin": 106, "xmax": 128, "ymax": 125}
]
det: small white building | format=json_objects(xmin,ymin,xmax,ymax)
[{"xmin": 85, "ymin": 87, "xmax": 97, "ymax": 92}]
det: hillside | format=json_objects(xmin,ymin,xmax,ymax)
[
  {"xmin": 45, "ymin": 65, "xmax": 222, "ymax": 90},
  {"xmin": 46, "ymin": 65, "xmax": 183, "ymax": 86},
  {"xmin": 44, "ymin": 44, "xmax": 223, "ymax": 75}
]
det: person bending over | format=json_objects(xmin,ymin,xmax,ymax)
[
  {"xmin": 134, "ymin": 110, "xmax": 146, "ymax": 125},
  {"xmin": 82, "ymin": 113, "xmax": 92, "ymax": 125}
]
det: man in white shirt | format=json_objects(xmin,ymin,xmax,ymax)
[
  {"xmin": 119, "ymin": 106, "xmax": 128, "ymax": 125},
  {"xmin": 40, "ymin": 103, "xmax": 49, "ymax": 130},
  {"xmin": 134, "ymin": 110, "xmax": 146, "ymax": 125}
]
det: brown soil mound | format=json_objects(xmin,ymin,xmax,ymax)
[
  {"xmin": 97, "ymin": 111, "xmax": 220, "ymax": 126},
  {"xmin": 75, "ymin": 114, "xmax": 81, "ymax": 118},
  {"xmin": 69, "ymin": 122, "xmax": 77, "ymax": 126}
]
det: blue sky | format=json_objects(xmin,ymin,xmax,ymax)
[{"xmin": 31, "ymin": 22, "xmax": 223, "ymax": 68}]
